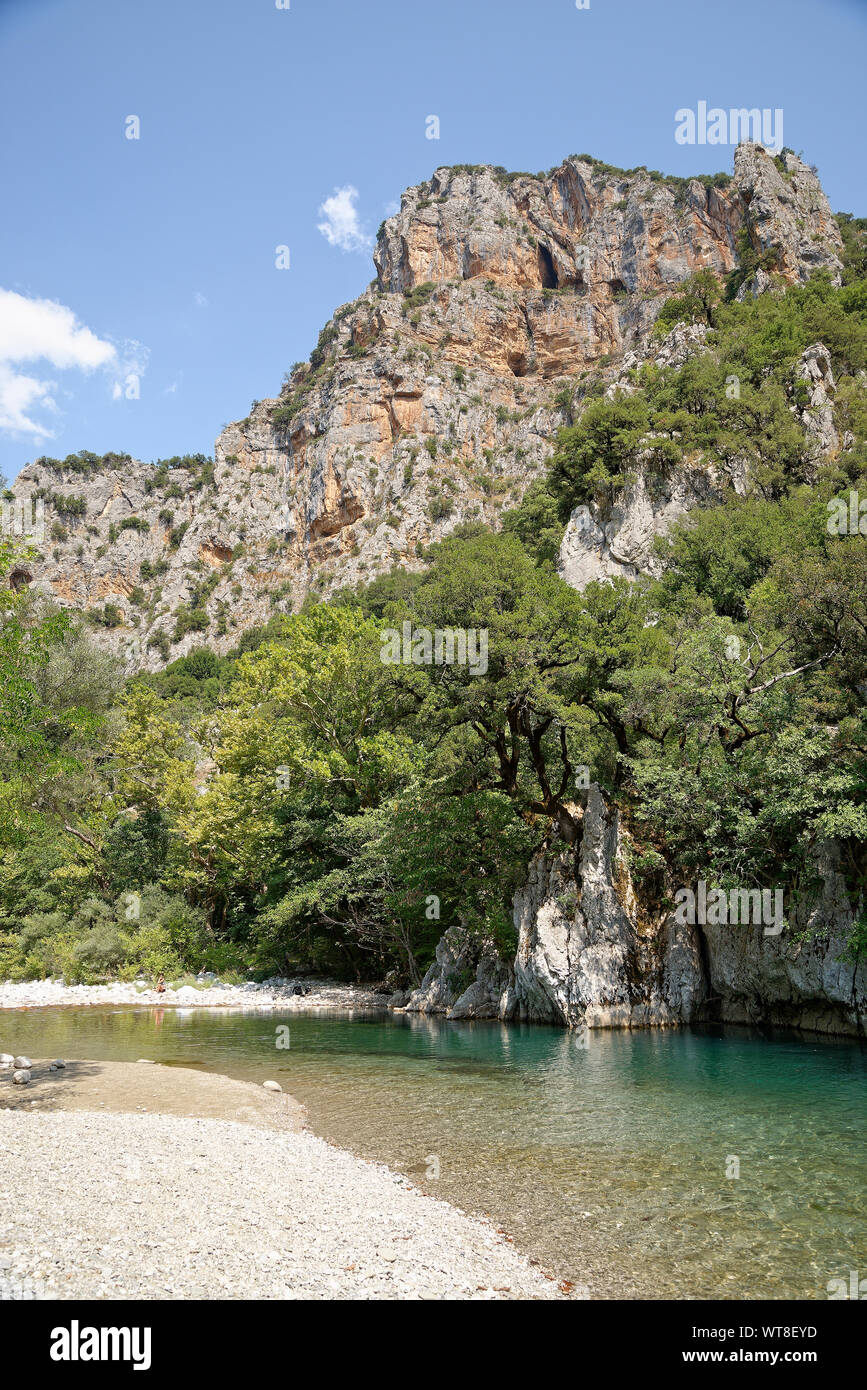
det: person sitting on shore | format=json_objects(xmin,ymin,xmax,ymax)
[{"xmin": 155, "ymin": 974, "xmax": 166, "ymax": 994}]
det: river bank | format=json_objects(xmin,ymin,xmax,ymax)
[
  {"xmin": 0, "ymin": 976, "xmax": 386, "ymax": 1013},
  {"xmin": 3, "ymin": 1007, "xmax": 863, "ymax": 1300},
  {"xmin": 0, "ymin": 1058, "xmax": 565, "ymax": 1301}
]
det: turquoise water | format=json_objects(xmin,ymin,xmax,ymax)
[{"xmin": 3, "ymin": 1006, "xmax": 865, "ymax": 1299}]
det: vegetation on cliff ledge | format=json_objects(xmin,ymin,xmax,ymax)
[{"xmin": 1, "ymin": 270, "xmax": 866, "ymax": 986}]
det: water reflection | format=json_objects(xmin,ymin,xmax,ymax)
[{"xmin": 3, "ymin": 1005, "xmax": 864, "ymax": 1299}]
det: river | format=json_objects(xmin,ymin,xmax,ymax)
[{"xmin": 3, "ymin": 1006, "xmax": 864, "ymax": 1299}]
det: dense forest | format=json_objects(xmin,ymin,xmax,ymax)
[{"xmin": 2, "ymin": 255, "xmax": 866, "ymax": 988}]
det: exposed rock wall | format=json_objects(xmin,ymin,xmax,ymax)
[
  {"xmin": 701, "ymin": 841, "xmax": 865, "ymax": 1035},
  {"xmin": 557, "ymin": 338, "xmax": 841, "ymax": 590},
  {"xmin": 732, "ymin": 145, "xmax": 842, "ymax": 290},
  {"xmin": 557, "ymin": 460, "xmax": 724, "ymax": 589},
  {"xmin": 405, "ymin": 786, "xmax": 865, "ymax": 1038},
  {"xmin": 402, "ymin": 926, "xmax": 515, "ymax": 1021},
  {"xmin": 9, "ymin": 146, "xmax": 841, "ymax": 670}
]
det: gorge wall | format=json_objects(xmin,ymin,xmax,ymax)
[
  {"xmin": 400, "ymin": 786, "xmax": 866, "ymax": 1038},
  {"xmin": 9, "ymin": 144, "xmax": 841, "ymax": 671},
  {"xmin": 7, "ymin": 142, "xmax": 857, "ymax": 1035}
]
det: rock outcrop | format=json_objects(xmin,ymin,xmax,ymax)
[
  {"xmin": 732, "ymin": 145, "xmax": 842, "ymax": 292},
  {"xmin": 557, "ymin": 338, "xmax": 841, "ymax": 590},
  {"xmin": 701, "ymin": 840, "xmax": 864, "ymax": 1034},
  {"xmin": 557, "ymin": 459, "xmax": 724, "ymax": 589},
  {"xmin": 797, "ymin": 341, "xmax": 839, "ymax": 464},
  {"xmin": 407, "ymin": 785, "xmax": 865, "ymax": 1037},
  {"xmin": 403, "ymin": 926, "xmax": 515, "ymax": 1021},
  {"xmin": 9, "ymin": 146, "xmax": 842, "ymax": 669}
]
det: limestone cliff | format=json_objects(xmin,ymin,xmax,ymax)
[
  {"xmin": 9, "ymin": 145, "xmax": 841, "ymax": 670},
  {"xmin": 557, "ymin": 336, "xmax": 842, "ymax": 590},
  {"xmin": 402, "ymin": 786, "xmax": 865, "ymax": 1038},
  {"xmin": 7, "ymin": 141, "xmax": 857, "ymax": 1035}
]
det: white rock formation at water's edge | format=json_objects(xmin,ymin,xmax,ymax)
[{"xmin": 401, "ymin": 786, "xmax": 866, "ymax": 1038}]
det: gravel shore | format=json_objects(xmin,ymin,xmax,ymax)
[
  {"xmin": 0, "ymin": 1106, "xmax": 563, "ymax": 1300},
  {"xmin": 0, "ymin": 976, "xmax": 386, "ymax": 1013},
  {"xmin": 0, "ymin": 1059, "xmax": 306, "ymax": 1130}
]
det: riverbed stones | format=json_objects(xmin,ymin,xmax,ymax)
[
  {"xmin": 0, "ymin": 1110, "xmax": 564, "ymax": 1300},
  {"xmin": 0, "ymin": 978, "xmax": 384, "ymax": 1013},
  {"xmin": 262, "ymin": 1080, "xmax": 282, "ymax": 1093},
  {"xmin": 12, "ymin": 1070, "xmax": 31, "ymax": 1085},
  {"xmin": 13, "ymin": 1057, "xmax": 31, "ymax": 1070}
]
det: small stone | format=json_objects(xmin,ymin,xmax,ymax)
[
  {"xmin": 52, "ymin": 1059, "xmax": 66, "ymax": 1069},
  {"xmin": 262, "ymin": 1080, "xmax": 282, "ymax": 1093},
  {"xmin": 12, "ymin": 1070, "xmax": 31, "ymax": 1085},
  {"xmin": 13, "ymin": 1056, "xmax": 32, "ymax": 1070}
]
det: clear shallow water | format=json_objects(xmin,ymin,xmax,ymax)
[{"xmin": 3, "ymin": 1006, "xmax": 865, "ymax": 1299}]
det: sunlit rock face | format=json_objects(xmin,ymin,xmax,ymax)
[
  {"xmin": 407, "ymin": 787, "xmax": 865, "ymax": 1037},
  {"xmin": 10, "ymin": 146, "xmax": 841, "ymax": 669},
  {"xmin": 555, "ymin": 335, "xmax": 839, "ymax": 592}
]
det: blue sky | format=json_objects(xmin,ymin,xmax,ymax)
[{"xmin": 1, "ymin": 0, "xmax": 864, "ymax": 482}]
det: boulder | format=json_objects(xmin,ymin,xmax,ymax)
[{"xmin": 387, "ymin": 989, "xmax": 413, "ymax": 1009}]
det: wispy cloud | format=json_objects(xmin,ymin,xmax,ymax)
[
  {"xmin": 110, "ymin": 340, "xmax": 150, "ymax": 400},
  {"xmin": 194, "ymin": 291, "xmax": 209, "ymax": 308},
  {"xmin": 0, "ymin": 364, "xmax": 57, "ymax": 438},
  {"xmin": 317, "ymin": 185, "xmax": 372, "ymax": 254}
]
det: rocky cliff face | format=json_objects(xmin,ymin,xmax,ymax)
[
  {"xmin": 8, "ymin": 141, "xmax": 855, "ymax": 1034},
  {"xmin": 557, "ymin": 335, "xmax": 842, "ymax": 590},
  {"xmin": 402, "ymin": 786, "xmax": 865, "ymax": 1038},
  {"xmin": 9, "ymin": 145, "xmax": 842, "ymax": 670}
]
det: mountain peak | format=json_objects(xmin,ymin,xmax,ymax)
[{"xmin": 10, "ymin": 146, "xmax": 843, "ymax": 669}]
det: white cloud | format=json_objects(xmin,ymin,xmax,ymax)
[
  {"xmin": 194, "ymin": 291, "xmax": 209, "ymax": 308},
  {"xmin": 0, "ymin": 364, "xmax": 56, "ymax": 438},
  {"xmin": 0, "ymin": 287, "xmax": 147, "ymax": 437},
  {"xmin": 0, "ymin": 288, "xmax": 115, "ymax": 373},
  {"xmin": 317, "ymin": 185, "xmax": 372, "ymax": 254}
]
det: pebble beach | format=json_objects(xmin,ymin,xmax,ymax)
[
  {"xmin": 0, "ymin": 976, "xmax": 386, "ymax": 1013},
  {"xmin": 0, "ymin": 1069, "xmax": 564, "ymax": 1301}
]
